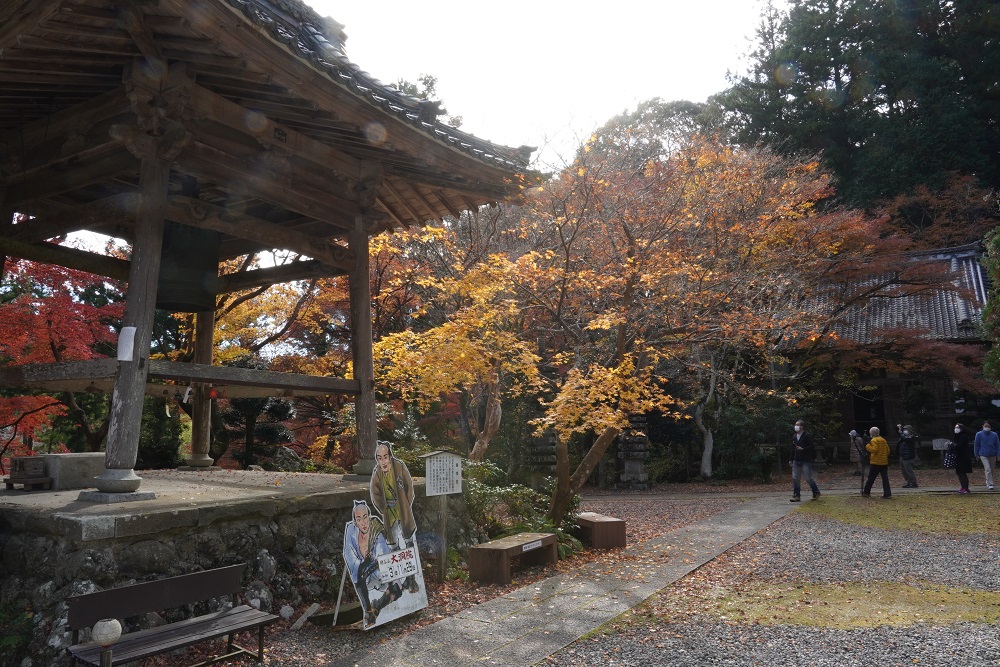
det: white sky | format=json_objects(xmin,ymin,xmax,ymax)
[{"xmin": 306, "ymin": 1, "xmax": 782, "ymax": 169}]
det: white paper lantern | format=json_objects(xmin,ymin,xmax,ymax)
[{"xmin": 91, "ymin": 618, "xmax": 122, "ymax": 646}]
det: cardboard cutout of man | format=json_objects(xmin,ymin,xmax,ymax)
[
  {"xmin": 370, "ymin": 441, "xmax": 420, "ymax": 595},
  {"xmin": 343, "ymin": 500, "xmax": 400, "ymax": 627}
]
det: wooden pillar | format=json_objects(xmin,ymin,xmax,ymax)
[
  {"xmin": 0, "ymin": 188, "xmax": 10, "ymax": 277},
  {"xmin": 187, "ymin": 309, "xmax": 215, "ymax": 467},
  {"xmin": 350, "ymin": 161, "xmax": 382, "ymax": 472},
  {"xmin": 95, "ymin": 156, "xmax": 169, "ymax": 493},
  {"xmin": 350, "ymin": 214, "xmax": 377, "ymax": 470}
]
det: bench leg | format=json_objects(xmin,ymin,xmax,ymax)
[
  {"xmin": 257, "ymin": 626, "xmax": 265, "ymax": 663},
  {"xmin": 469, "ymin": 549, "xmax": 512, "ymax": 585},
  {"xmin": 520, "ymin": 542, "xmax": 558, "ymax": 568}
]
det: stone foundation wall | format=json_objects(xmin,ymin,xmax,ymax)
[{"xmin": 0, "ymin": 487, "xmax": 447, "ymax": 667}]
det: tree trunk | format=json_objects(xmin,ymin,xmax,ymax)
[
  {"xmin": 695, "ymin": 401, "xmax": 715, "ymax": 478},
  {"xmin": 468, "ymin": 382, "xmax": 501, "ymax": 462},
  {"xmin": 699, "ymin": 425, "xmax": 715, "ymax": 478},
  {"xmin": 548, "ymin": 425, "xmax": 621, "ymax": 526},
  {"xmin": 548, "ymin": 434, "xmax": 572, "ymax": 526}
]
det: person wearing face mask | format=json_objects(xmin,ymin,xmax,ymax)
[
  {"xmin": 974, "ymin": 421, "xmax": 999, "ymax": 491},
  {"xmin": 952, "ymin": 423, "xmax": 974, "ymax": 494},
  {"xmin": 863, "ymin": 426, "xmax": 891, "ymax": 498},
  {"xmin": 895, "ymin": 423, "xmax": 919, "ymax": 488},
  {"xmin": 789, "ymin": 419, "xmax": 820, "ymax": 502}
]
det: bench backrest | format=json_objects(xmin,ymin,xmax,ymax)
[{"xmin": 67, "ymin": 563, "xmax": 247, "ymax": 630}]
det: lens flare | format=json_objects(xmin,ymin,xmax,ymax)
[{"xmin": 363, "ymin": 121, "xmax": 388, "ymax": 146}]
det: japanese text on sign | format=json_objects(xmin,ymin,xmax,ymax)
[
  {"xmin": 425, "ymin": 453, "xmax": 462, "ymax": 496},
  {"xmin": 378, "ymin": 547, "xmax": 418, "ymax": 582}
]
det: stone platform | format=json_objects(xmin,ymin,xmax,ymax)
[{"xmin": 0, "ymin": 468, "xmax": 433, "ymax": 667}]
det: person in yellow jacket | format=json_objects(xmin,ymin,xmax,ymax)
[{"xmin": 862, "ymin": 426, "xmax": 892, "ymax": 498}]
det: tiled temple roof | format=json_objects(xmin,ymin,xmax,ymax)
[
  {"xmin": 836, "ymin": 243, "xmax": 988, "ymax": 344},
  {"xmin": 227, "ymin": 0, "xmax": 533, "ymax": 171}
]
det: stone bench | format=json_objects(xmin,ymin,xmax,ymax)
[
  {"xmin": 468, "ymin": 532, "xmax": 558, "ymax": 585},
  {"xmin": 43, "ymin": 452, "xmax": 105, "ymax": 490},
  {"xmin": 574, "ymin": 512, "xmax": 627, "ymax": 549}
]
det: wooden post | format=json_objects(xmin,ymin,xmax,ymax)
[
  {"xmin": 187, "ymin": 308, "xmax": 215, "ymax": 467},
  {"xmin": 350, "ymin": 162, "xmax": 382, "ymax": 473},
  {"xmin": 96, "ymin": 156, "xmax": 169, "ymax": 493},
  {"xmin": 438, "ymin": 494, "xmax": 448, "ymax": 582},
  {"xmin": 0, "ymin": 188, "xmax": 10, "ymax": 277},
  {"xmin": 349, "ymin": 214, "xmax": 376, "ymax": 471}
]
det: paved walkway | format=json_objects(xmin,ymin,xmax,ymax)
[{"xmin": 325, "ymin": 495, "xmax": 799, "ymax": 667}]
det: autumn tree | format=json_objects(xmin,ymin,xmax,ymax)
[
  {"xmin": 374, "ymin": 251, "xmax": 542, "ymax": 461},
  {"xmin": 0, "ymin": 259, "xmax": 123, "ymax": 462}
]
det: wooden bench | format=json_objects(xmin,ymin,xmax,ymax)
[
  {"xmin": 573, "ymin": 512, "xmax": 626, "ymax": 549},
  {"xmin": 468, "ymin": 532, "xmax": 558, "ymax": 585},
  {"xmin": 67, "ymin": 563, "xmax": 279, "ymax": 667}
]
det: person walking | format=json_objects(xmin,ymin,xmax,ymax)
[
  {"xmin": 789, "ymin": 419, "xmax": 821, "ymax": 502},
  {"xmin": 974, "ymin": 421, "xmax": 999, "ymax": 491},
  {"xmin": 863, "ymin": 426, "xmax": 891, "ymax": 498},
  {"xmin": 896, "ymin": 423, "xmax": 919, "ymax": 488},
  {"xmin": 953, "ymin": 423, "xmax": 974, "ymax": 494},
  {"xmin": 849, "ymin": 429, "xmax": 868, "ymax": 477}
]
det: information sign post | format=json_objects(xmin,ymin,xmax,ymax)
[{"xmin": 420, "ymin": 450, "xmax": 463, "ymax": 581}]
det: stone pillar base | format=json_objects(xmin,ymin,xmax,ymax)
[
  {"xmin": 352, "ymin": 458, "xmax": 376, "ymax": 476},
  {"xmin": 77, "ymin": 490, "xmax": 156, "ymax": 503},
  {"xmin": 94, "ymin": 468, "xmax": 143, "ymax": 493},
  {"xmin": 183, "ymin": 455, "xmax": 215, "ymax": 468}
]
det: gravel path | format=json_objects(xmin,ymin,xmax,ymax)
[
  {"xmin": 543, "ymin": 511, "xmax": 1000, "ymax": 667},
  {"xmin": 195, "ymin": 463, "xmax": 998, "ymax": 666},
  {"xmin": 546, "ymin": 621, "xmax": 999, "ymax": 667}
]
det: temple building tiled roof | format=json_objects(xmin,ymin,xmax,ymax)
[
  {"xmin": 224, "ymin": 0, "xmax": 533, "ymax": 172},
  {"xmin": 835, "ymin": 244, "xmax": 988, "ymax": 345},
  {"xmin": 0, "ymin": 0, "xmax": 534, "ymax": 234}
]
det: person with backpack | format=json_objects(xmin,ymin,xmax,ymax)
[
  {"xmin": 895, "ymin": 423, "xmax": 919, "ymax": 488},
  {"xmin": 850, "ymin": 429, "xmax": 869, "ymax": 490},
  {"xmin": 974, "ymin": 421, "xmax": 999, "ymax": 491}
]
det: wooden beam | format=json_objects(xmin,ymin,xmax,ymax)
[
  {"xmin": 10, "ymin": 194, "xmax": 139, "ymax": 243},
  {"xmin": 116, "ymin": 0, "xmax": 166, "ymax": 72},
  {"xmin": 375, "ymin": 197, "xmax": 406, "ymax": 229},
  {"xmin": 0, "ymin": 359, "xmax": 360, "ymax": 396},
  {"xmin": 3, "ymin": 148, "xmax": 137, "ymax": 208},
  {"xmin": 0, "ymin": 1, "xmax": 62, "ymax": 49},
  {"xmin": 217, "ymin": 259, "xmax": 338, "ymax": 293},
  {"xmin": 166, "ymin": 195, "xmax": 355, "ymax": 272},
  {"xmin": 0, "ymin": 236, "xmax": 130, "ymax": 280},
  {"xmin": 381, "ymin": 180, "xmax": 423, "ymax": 227},
  {"xmin": 147, "ymin": 360, "xmax": 360, "ymax": 394},
  {"xmin": 184, "ymin": 81, "xmax": 362, "ymax": 181},
  {"xmin": 0, "ymin": 359, "xmax": 119, "ymax": 386},
  {"xmin": 185, "ymin": 120, "xmax": 356, "ymax": 207},
  {"xmin": 0, "ymin": 87, "xmax": 131, "ymax": 179},
  {"xmin": 177, "ymin": 141, "xmax": 360, "ymax": 228}
]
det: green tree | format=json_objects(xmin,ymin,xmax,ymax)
[
  {"xmin": 718, "ymin": 0, "xmax": 1000, "ymax": 209},
  {"xmin": 135, "ymin": 396, "xmax": 182, "ymax": 469},
  {"xmin": 217, "ymin": 355, "xmax": 295, "ymax": 467}
]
